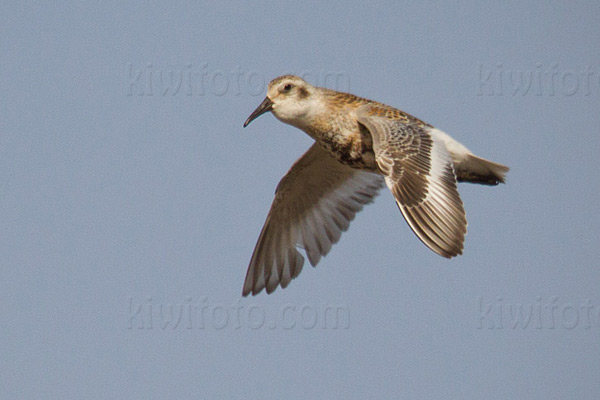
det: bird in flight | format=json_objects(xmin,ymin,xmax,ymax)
[{"xmin": 242, "ymin": 75, "xmax": 509, "ymax": 296}]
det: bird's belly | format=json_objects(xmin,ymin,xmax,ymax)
[{"xmin": 316, "ymin": 133, "xmax": 378, "ymax": 171}]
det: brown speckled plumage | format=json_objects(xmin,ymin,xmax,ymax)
[{"xmin": 241, "ymin": 75, "xmax": 509, "ymax": 296}]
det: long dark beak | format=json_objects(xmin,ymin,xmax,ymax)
[{"xmin": 243, "ymin": 97, "xmax": 273, "ymax": 127}]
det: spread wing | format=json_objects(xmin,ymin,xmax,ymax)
[
  {"xmin": 243, "ymin": 143, "xmax": 384, "ymax": 296},
  {"xmin": 357, "ymin": 105, "xmax": 467, "ymax": 258}
]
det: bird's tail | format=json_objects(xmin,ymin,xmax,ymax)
[{"xmin": 455, "ymin": 154, "xmax": 510, "ymax": 185}]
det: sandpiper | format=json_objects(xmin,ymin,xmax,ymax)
[{"xmin": 242, "ymin": 75, "xmax": 509, "ymax": 296}]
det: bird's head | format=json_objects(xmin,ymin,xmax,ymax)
[{"xmin": 243, "ymin": 75, "xmax": 318, "ymax": 128}]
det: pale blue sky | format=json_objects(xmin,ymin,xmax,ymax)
[{"xmin": 1, "ymin": 1, "xmax": 600, "ymax": 399}]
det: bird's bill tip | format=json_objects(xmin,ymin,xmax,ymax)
[{"xmin": 243, "ymin": 96, "xmax": 273, "ymax": 127}]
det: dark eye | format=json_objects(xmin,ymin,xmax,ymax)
[{"xmin": 283, "ymin": 83, "xmax": 293, "ymax": 92}]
